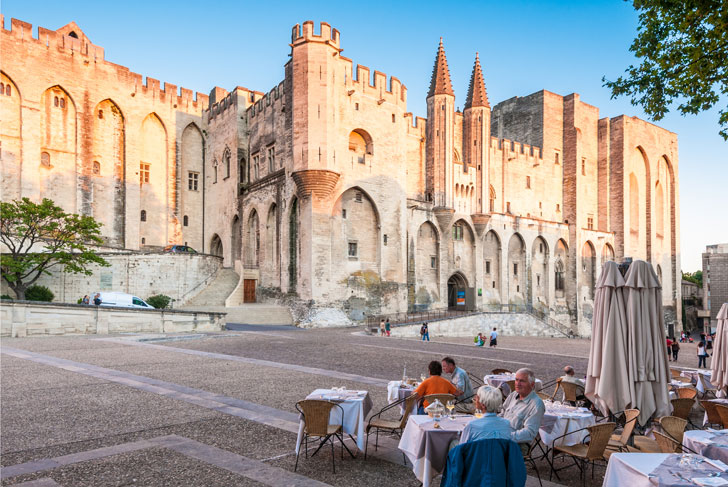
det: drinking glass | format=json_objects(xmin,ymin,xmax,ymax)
[
  {"xmin": 474, "ymin": 408, "xmax": 484, "ymax": 419},
  {"xmin": 446, "ymin": 400, "xmax": 455, "ymax": 419}
]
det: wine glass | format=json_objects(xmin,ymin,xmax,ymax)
[
  {"xmin": 446, "ymin": 400, "xmax": 455, "ymax": 419},
  {"xmin": 420, "ymin": 374, "xmax": 427, "ymax": 383}
]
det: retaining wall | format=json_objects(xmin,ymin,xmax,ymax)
[
  {"xmin": 0, "ymin": 301, "xmax": 225, "ymax": 337},
  {"xmin": 388, "ymin": 312, "xmax": 565, "ymax": 339}
]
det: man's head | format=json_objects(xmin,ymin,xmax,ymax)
[
  {"xmin": 441, "ymin": 357, "xmax": 456, "ymax": 374},
  {"xmin": 563, "ymin": 366, "xmax": 575, "ymax": 376},
  {"xmin": 428, "ymin": 360, "xmax": 442, "ymax": 376},
  {"xmin": 474, "ymin": 386, "xmax": 503, "ymax": 414},
  {"xmin": 514, "ymin": 368, "xmax": 536, "ymax": 398},
  {"xmin": 493, "ymin": 327, "xmax": 496, "ymax": 331}
]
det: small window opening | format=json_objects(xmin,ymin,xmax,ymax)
[
  {"xmin": 68, "ymin": 31, "xmax": 79, "ymax": 39},
  {"xmin": 98, "ymin": 110, "xmax": 104, "ymax": 119},
  {"xmin": 392, "ymin": 114, "xmax": 395, "ymax": 123},
  {"xmin": 183, "ymin": 215, "xmax": 189, "ymax": 226},
  {"xmin": 60, "ymin": 98, "xmax": 65, "ymax": 109},
  {"xmin": 355, "ymin": 103, "xmax": 359, "ymax": 110},
  {"xmin": 41, "ymin": 152, "xmax": 51, "ymax": 167},
  {"xmin": 92, "ymin": 161, "xmax": 100, "ymax": 175},
  {"xmin": 431, "ymin": 256, "xmax": 437, "ymax": 268},
  {"xmin": 383, "ymin": 234, "xmax": 388, "ymax": 246},
  {"xmin": 513, "ymin": 263, "xmax": 518, "ymax": 276},
  {"xmin": 141, "ymin": 237, "xmax": 145, "ymax": 245},
  {"xmin": 140, "ymin": 210, "xmax": 147, "ymax": 222},
  {"xmin": 526, "ymin": 176, "xmax": 531, "ymax": 189},
  {"xmin": 348, "ymin": 241, "xmax": 358, "ymax": 257},
  {"xmin": 581, "ymin": 158, "xmax": 586, "ymax": 175},
  {"xmin": 355, "ymin": 192, "xmax": 363, "ymax": 203},
  {"xmin": 54, "ymin": 96, "xmax": 59, "ymax": 107},
  {"xmin": 486, "ymin": 261, "xmax": 491, "ymax": 274},
  {"xmin": 342, "ymin": 209, "xmax": 347, "ymax": 219}
]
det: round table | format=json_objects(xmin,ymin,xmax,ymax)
[
  {"xmin": 539, "ymin": 402, "xmax": 595, "ymax": 448},
  {"xmin": 483, "ymin": 374, "xmax": 543, "ymax": 396}
]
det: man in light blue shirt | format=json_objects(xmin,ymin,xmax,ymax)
[
  {"xmin": 441, "ymin": 357, "xmax": 473, "ymax": 403},
  {"xmin": 461, "ymin": 386, "xmax": 513, "ymax": 443},
  {"xmin": 501, "ymin": 368, "xmax": 545, "ymax": 449}
]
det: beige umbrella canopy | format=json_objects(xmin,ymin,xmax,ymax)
[
  {"xmin": 586, "ymin": 261, "xmax": 633, "ymax": 416},
  {"xmin": 623, "ymin": 260, "xmax": 671, "ymax": 425},
  {"xmin": 710, "ymin": 303, "xmax": 728, "ymax": 393}
]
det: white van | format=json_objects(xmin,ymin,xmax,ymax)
[{"xmin": 92, "ymin": 292, "xmax": 154, "ymax": 309}]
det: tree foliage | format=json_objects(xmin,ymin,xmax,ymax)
[
  {"xmin": 604, "ymin": 0, "xmax": 728, "ymax": 139},
  {"xmin": 146, "ymin": 294, "xmax": 171, "ymax": 309},
  {"xmin": 1, "ymin": 198, "xmax": 109, "ymax": 300},
  {"xmin": 682, "ymin": 270, "xmax": 703, "ymax": 287}
]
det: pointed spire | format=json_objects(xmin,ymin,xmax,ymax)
[
  {"xmin": 464, "ymin": 52, "xmax": 490, "ymax": 109},
  {"xmin": 428, "ymin": 37, "xmax": 455, "ymax": 97}
]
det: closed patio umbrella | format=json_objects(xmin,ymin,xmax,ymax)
[
  {"xmin": 586, "ymin": 261, "xmax": 633, "ymax": 416},
  {"xmin": 623, "ymin": 260, "xmax": 671, "ymax": 425},
  {"xmin": 710, "ymin": 303, "xmax": 728, "ymax": 394}
]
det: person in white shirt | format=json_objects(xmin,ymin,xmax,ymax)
[{"xmin": 560, "ymin": 366, "xmax": 585, "ymax": 387}]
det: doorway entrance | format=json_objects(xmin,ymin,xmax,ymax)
[
  {"xmin": 447, "ymin": 273, "xmax": 469, "ymax": 309},
  {"xmin": 243, "ymin": 279, "xmax": 256, "ymax": 303}
]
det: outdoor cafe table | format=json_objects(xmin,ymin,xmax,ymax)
[
  {"xmin": 398, "ymin": 414, "xmax": 472, "ymax": 487},
  {"xmin": 539, "ymin": 402, "xmax": 595, "ymax": 448},
  {"xmin": 683, "ymin": 430, "xmax": 728, "ymax": 464},
  {"xmin": 295, "ymin": 388, "xmax": 373, "ymax": 454},
  {"xmin": 682, "ymin": 369, "xmax": 715, "ymax": 394},
  {"xmin": 387, "ymin": 380, "xmax": 416, "ymax": 415},
  {"xmin": 603, "ymin": 452, "xmax": 728, "ymax": 486},
  {"xmin": 483, "ymin": 374, "xmax": 543, "ymax": 395}
]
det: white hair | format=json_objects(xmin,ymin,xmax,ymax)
[
  {"xmin": 516, "ymin": 368, "xmax": 536, "ymax": 384},
  {"xmin": 476, "ymin": 385, "xmax": 503, "ymax": 413}
]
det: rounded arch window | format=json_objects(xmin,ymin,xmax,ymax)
[
  {"xmin": 140, "ymin": 210, "xmax": 147, "ymax": 222},
  {"xmin": 40, "ymin": 152, "xmax": 51, "ymax": 168},
  {"xmin": 4, "ymin": 84, "xmax": 10, "ymax": 96},
  {"xmin": 348, "ymin": 129, "xmax": 373, "ymax": 164}
]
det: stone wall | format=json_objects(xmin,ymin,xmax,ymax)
[
  {"xmin": 0, "ymin": 300, "xmax": 225, "ymax": 337},
  {"xmin": 388, "ymin": 312, "xmax": 566, "ymax": 339},
  {"xmin": 0, "ymin": 252, "xmax": 223, "ymax": 305}
]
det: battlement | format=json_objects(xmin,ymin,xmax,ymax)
[
  {"xmin": 404, "ymin": 113, "xmax": 426, "ymax": 136},
  {"xmin": 1, "ymin": 16, "xmax": 208, "ymax": 112},
  {"xmin": 490, "ymin": 136, "xmax": 543, "ymax": 161},
  {"xmin": 337, "ymin": 56, "xmax": 407, "ymax": 107},
  {"xmin": 247, "ymin": 81, "xmax": 285, "ymax": 119},
  {"xmin": 291, "ymin": 20, "xmax": 340, "ymax": 49}
]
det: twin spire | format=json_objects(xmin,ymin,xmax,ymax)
[{"xmin": 428, "ymin": 39, "xmax": 489, "ymax": 108}]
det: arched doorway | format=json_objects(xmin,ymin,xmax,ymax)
[
  {"xmin": 447, "ymin": 272, "xmax": 469, "ymax": 309},
  {"xmin": 210, "ymin": 234, "xmax": 223, "ymax": 258}
]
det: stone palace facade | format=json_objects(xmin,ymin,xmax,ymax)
[{"xmin": 0, "ymin": 18, "xmax": 681, "ymax": 333}]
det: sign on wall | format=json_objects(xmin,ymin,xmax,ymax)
[{"xmin": 99, "ymin": 272, "xmax": 113, "ymax": 291}]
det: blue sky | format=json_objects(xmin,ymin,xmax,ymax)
[{"xmin": 3, "ymin": 0, "xmax": 726, "ymax": 270}]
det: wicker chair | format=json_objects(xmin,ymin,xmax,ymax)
[
  {"xmin": 537, "ymin": 391, "xmax": 552, "ymax": 401},
  {"xmin": 504, "ymin": 380, "xmax": 516, "ymax": 396},
  {"xmin": 673, "ymin": 376, "xmax": 693, "ymax": 384},
  {"xmin": 560, "ymin": 381, "xmax": 586, "ymax": 406},
  {"xmin": 660, "ymin": 416, "xmax": 687, "ymax": 443},
  {"xmin": 716, "ymin": 404, "xmax": 728, "ymax": 428},
  {"xmin": 670, "ymin": 398, "xmax": 695, "ymax": 421},
  {"xmin": 550, "ymin": 422, "xmax": 616, "ymax": 486},
  {"xmin": 670, "ymin": 368, "xmax": 683, "ymax": 379},
  {"xmin": 365, "ymin": 393, "xmax": 418, "ymax": 463},
  {"xmin": 676, "ymin": 387, "xmax": 698, "ymax": 400},
  {"xmin": 607, "ymin": 409, "xmax": 640, "ymax": 452},
  {"xmin": 492, "ymin": 368, "xmax": 513, "ymax": 375},
  {"xmin": 295, "ymin": 400, "xmax": 347, "ymax": 473},
  {"xmin": 701, "ymin": 400, "xmax": 724, "ymax": 427},
  {"xmin": 699, "ymin": 374, "xmax": 718, "ymax": 399},
  {"xmin": 422, "ymin": 393, "xmax": 456, "ymax": 409},
  {"xmin": 653, "ymin": 430, "xmax": 682, "ymax": 453}
]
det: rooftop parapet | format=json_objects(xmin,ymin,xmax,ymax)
[
  {"xmin": 291, "ymin": 20, "xmax": 340, "ymax": 49},
  {"xmin": 490, "ymin": 136, "xmax": 543, "ymax": 160},
  {"xmin": 337, "ymin": 57, "xmax": 407, "ymax": 107}
]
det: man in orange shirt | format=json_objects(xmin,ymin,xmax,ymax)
[{"xmin": 415, "ymin": 361, "xmax": 462, "ymax": 413}]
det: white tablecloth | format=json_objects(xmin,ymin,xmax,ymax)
[
  {"xmin": 539, "ymin": 403, "xmax": 595, "ymax": 447},
  {"xmin": 483, "ymin": 374, "xmax": 543, "ymax": 395},
  {"xmin": 682, "ymin": 369, "xmax": 713, "ymax": 393},
  {"xmin": 683, "ymin": 430, "xmax": 728, "ymax": 463},
  {"xmin": 295, "ymin": 389, "xmax": 373, "ymax": 453},
  {"xmin": 387, "ymin": 380, "xmax": 416, "ymax": 415},
  {"xmin": 398, "ymin": 414, "xmax": 472, "ymax": 487},
  {"xmin": 603, "ymin": 453, "xmax": 670, "ymax": 487}
]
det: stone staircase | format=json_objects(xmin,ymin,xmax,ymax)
[{"xmin": 183, "ymin": 268, "xmax": 240, "ymax": 307}]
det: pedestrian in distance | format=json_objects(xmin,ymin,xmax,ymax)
[
  {"xmin": 93, "ymin": 293, "xmax": 102, "ymax": 306},
  {"xmin": 82, "ymin": 295, "xmax": 90, "ymax": 305},
  {"xmin": 698, "ymin": 341, "xmax": 709, "ymax": 368},
  {"xmin": 666, "ymin": 336, "xmax": 673, "ymax": 361},
  {"xmin": 489, "ymin": 327, "xmax": 498, "ymax": 348},
  {"xmin": 385, "ymin": 318, "xmax": 391, "ymax": 337},
  {"xmin": 671, "ymin": 338, "xmax": 680, "ymax": 362},
  {"xmin": 379, "ymin": 319, "xmax": 386, "ymax": 336},
  {"xmin": 420, "ymin": 322, "xmax": 430, "ymax": 341}
]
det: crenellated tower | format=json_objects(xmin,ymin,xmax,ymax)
[
  {"xmin": 425, "ymin": 38, "xmax": 455, "ymax": 211},
  {"xmin": 463, "ymin": 53, "xmax": 492, "ymax": 229}
]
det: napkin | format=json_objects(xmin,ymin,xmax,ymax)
[{"xmin": 692, "ymin": 478, "xmax": 728, "ymax": 486}]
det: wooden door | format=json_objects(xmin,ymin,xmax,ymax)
[{"xmin": 243, "ymin": 279, "xmax": 256, "ymax": 303}]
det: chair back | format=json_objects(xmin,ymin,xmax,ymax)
[
  {"xmin": 423, "ymin": 393, "xmax": 456, "ymax": 408},
  {"xmin": 699, "ymin": 374, "xmax": 717, "ymax": 392},
  {"xmin": 551, "ymin": 378, "xmax": 562, "ymax": 400},
  {"xmin": 399, "ymin": 393, "xmax": 419, "ymax": 428},
  {"xmin": 617, "ymin": 409, "xmax": 640, "ymax": 445},
  {"xmin": 669, "ymin": 398, "xmax": 694, "ymax": 420},
  {"xmin": 670, "ymin": 368, "xmax": 682, "ymax": 379},
  {"xmin": 296, "ymin": 400, "xmax": 339, "ymax": 437},
  {"xmin": 674, "ymin": 376, "xmax": 692, "ymax": 383},
  {"xmin": 536, "ymin": 391, "xmax": 551, "ymax": 401},
  {"xmin": 701, "ymin": 400, "xmax": 723, "ymax": 426},
  {"xmin": 561, "ymin": 381, "xmax": 583, "ymax": 402},
  {"xmin": 653, "ymin": 431, "xmax": 682, "ymax": 453},
  {"xmin": 492, "ymin": 368, "xmax": 512, "ymax": 375},
  {"xmin": 659, "ymin": 416, "xmax": 687, "ymax": 443},
  {"xmin": 715, "ymin": 404, "xmax": 728, "ymax": 428},
  {"xmin": 504, "ymin": 380, "xmax": 516, "ymax": 395},
  {"xmin": 676, "ymin": 388, "xmax": 698, "ymax": 399},
  {"xmin": 585, "ymin": 422, "xmax": 616, "ymax": 460}
]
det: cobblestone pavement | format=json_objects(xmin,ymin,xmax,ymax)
[{"xmin": 0, "ymin": 327, "xmax": 713, "ymax": 486}]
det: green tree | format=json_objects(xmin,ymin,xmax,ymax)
[
  {"xmin": 683, "ymin": 270, "xmax": 704, "ymax": 287},
  {"xmin": 604, "ymin": 1, "xmax": 728, "ymax": 139},
  {"xmin": 1, "ymin": 198, "xmax": 109, "ymax": 300}
]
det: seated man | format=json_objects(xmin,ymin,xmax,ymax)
[
  {"xmin": 441, "ymin": 357, "xmax": 473, "ymax": 404},
  {"xmin": 500, "ymin": 368, "xmax": 545, "ymax": 452},
  {"xmin": 559, "ymin": 366, "xmax": 590, "ymax": 405},
  {"xmin": 460, "ymin": 386, "xmax": 513, "ymax": 443},
  {"xmin": 415, "ymin": 360, "xmax": 462, "ymax": 414}
]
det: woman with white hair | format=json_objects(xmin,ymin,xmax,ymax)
[{"xmin": 460, "ymin": 386, "xmax": 513, "ymax": 443}]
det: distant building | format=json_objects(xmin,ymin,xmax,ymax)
[
  {"xmin": 702, "ymin": 243, "xmax": 728, "ymax": 331},
  {"xmin": 681, "ymin": 279, "xmax": 702, "ymax": 332}
]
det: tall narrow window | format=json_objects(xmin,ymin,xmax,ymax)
[
  {"xmin": 267, "ymin": 146, "xmax": 275, "ymax": 172},
  {"xmin": 431, "ymin": 256, "xmax": 437, "ymax": 268},
  {"xmin": 526, "ymin": 176, "xmax": 531, "ymax": 189},
  {"xmin": 183, "ymin": 215, "xmax": 189, "ymax": 226},
  {"xmin": 581, "ymin": 158, "xmax": 586, "ymax": 175},
  {"xmin": 224, "ymin": 150, "xmax": 231, "ymax": 178},
  {"xmin": 452, "ymin": 224, "xmax": 463, "ymax": 241},
  {"xmin": 486, "ymin": 261, "xmax": 491, "ymax": 274},
  {"xmin": 555, "ymin": 152, "xmax": 560, "ymax": 164},
  {"xmin": 140, "ymin": 163, "xmax": 150, "ymax": 184},
  {"xmin": 555, "ymin": 261, "xmax": 564, "ymax": 292},
  {"xmin": 513, "ymin": 263, "xmax": 518, "ymax": 276},
  {"xmin": 506, "ymin": 202, "xmax": 511, "ymax": 214},
  {"xmin": 587, "ymin": 216, "xmax": 594, "ymax": 230},
  {"xmin": 140, "ymin": 210, "xmax": 147, "ymax": 222},
  {"xmin": 188, "ymin": 171, "xmax": 199, "ymax": 191},
  {"xmin": 348, "ymin": 241, "xmax": 358, "ymax": 257},
  {"xmin": 252, "ymin": 155, "xmax": 259, "ymax": 180}
]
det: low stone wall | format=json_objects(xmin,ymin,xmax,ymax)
[
  {"xmin": 0, "ymin": 251, "xmax": 223, "ymax": 306},
  {"xmin": 0, "ymin": 301, "xmax": 225, "ymax": 337},
  {"xmin": 388, "ymin": 312, "xmax": 566, "ymax": 339}
]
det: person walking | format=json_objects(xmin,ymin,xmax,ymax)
[
  {"xmin": 385, "ymin": 318, "xmax": 391, "ymax": 337},
  {"xmin": 698, "ymin": 341, "xmax": 709, "ymax": 368},
  {"xmin": 93, "ymin": 293, "xmax": 102, "ymax": 306},
  {"xmin": 489, "ymin": 327, "xmax": 498, "ymax": 348},
  {"xmin": 379, "ymin": 319, "xmax": 386, "ymax": 336},
  {"xmin": 81, "ymin": 295, "xmax": 90, "ymax": 305},
  {"xmin": 420, "ymin": 322, "xmax": 430, "ymax": 341},
  {"xmin": 671, "ymin": 339, "xmax": 680, "ymax": 362}
]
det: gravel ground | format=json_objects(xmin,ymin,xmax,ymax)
[{"xmin": 0, "ymin": 328, "xmax": 713, "ymax": 487}]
